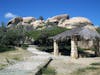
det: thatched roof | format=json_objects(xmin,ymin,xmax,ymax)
[{"xmin": 50, "ymin": 25, "xmax": 100, "ymax": 41}]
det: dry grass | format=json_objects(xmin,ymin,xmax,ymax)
[
  {"xmin": 70, "ymin": 65, "xmax": 100, "ymax": 75},
  {"xmin": 0, "ymin": 47, "xmax": 34, "ymax": 70}
]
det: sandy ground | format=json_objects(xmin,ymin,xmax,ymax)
[
  {"xmin": 0, "ymin": 45, "xmax": 100, "ymax": 75},
  {"xmin": 49, "ymin": 56, "xmax": 100, "ymax": 75}
]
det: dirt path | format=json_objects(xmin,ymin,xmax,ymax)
[
  {"xmin": 0, "ymin": 45, "xmax": 52, "ymax": 75},
  {"xmin": 28, "ymin": 45, "xmax": 100, "ymax": 75}
]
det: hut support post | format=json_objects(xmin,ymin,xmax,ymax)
[
  {"xmin": 54, "ymin": 40, "xmax": 59, "ymax": 56},
  {"xmin": 71, "ymin": 36, "xmax": 78, "ymax": 59}
]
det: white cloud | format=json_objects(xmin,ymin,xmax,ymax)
[{"xmin": 4, "ymin": 12, "xmax": 17, "ymax": 18}]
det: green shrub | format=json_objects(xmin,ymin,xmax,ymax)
[
  {"xmin": 86, "ymin": 66, "xmax": 99, "ymax": 70},
  {"xmin": 21, "ymin": 44, "xmax": 29, "ymax": 49},
  {"xmin": 78, "ymin": 47, "xmax": 85, "ymax": 52},
  {"xmin": 42, "ymin": 67, "xmax": 56, "ymax": 75},
  {"xmin": 26, "ymin": 26, "xmax": 68, "ymax": 40},
  {"xmin": 90, "ymin": 62, "xmax": 100, "ymax": 66},
  {"xmin": 96, "ymin": 27, "xmax": 100, "ymax": 33},
  {"xmin": 0, "ymin": 46, "xmax": 15, "ymax": 52}
]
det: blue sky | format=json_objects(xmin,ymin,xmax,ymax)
[{"xmin": 0, "ymin": 0, "xmax": 100, "ymax": 26}]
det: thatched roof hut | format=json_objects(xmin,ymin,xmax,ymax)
[
  {"xmin": 51, "ymin": 25, "xmax": 100, "ymax": 58},
  {"xmin": 51, "ymin": 25, "xmax": 100, "ymax": 41}
]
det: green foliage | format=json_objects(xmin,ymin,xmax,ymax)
[
  {"xmin": 96, "ymin": 27, "xmax": 100, "ymax": 33},
  {"xmin": 0, "ymin": 46, "xmax": 15, "ymax": 52},
  {"xmin": 0, "ymin": 23, "xmax": 26, "ymax": 52},
  {"xmin": 0, "ymin": 64, "xmax": 7, "ymax": 70},
  {"xmin": 26, "ymin": 30, "xmax": 41, "ymax": 40},
  {"xmin": 26, "ymin": 26, "xmax": 68, "ymax": 40},
  {"xmin": 43, "ymin": 26, "xmax": 68, "ymax": 36},
  {"xmin": 90, "ymin": 62, "xmax": 100, "ymax": 66},
  {"xmin": 78, "ymin": 47, "xmax": 85, "ymax": 52},
  {"xmin": 21, "ymin": 44, "xmax": 29, "ymax": 49},
  {"xmin": 86, "ymin": 66, "xmax": 99, "ymax": 70},
  {"xmin": 42, "ymin": 67, "xmax": 56, "ymax": 75},
  {"xmin": 38, "ymin": 16, "xmax": 44, "ymax": 20},
  {"xmin": 26, "ymin": 26, "xmax": 68, "ymax": 52}
]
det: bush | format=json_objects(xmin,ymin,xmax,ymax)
[
  {"xmin": 96, "ymin": 27, "xmax": 100, "ymax": 33},
  {"xmin": 26, "ymin": 26, "xmax": 68, "ymax": 49},
  {"xmin": 0, "ymin": 46, "xmax": 15, "ymax": 52},
  {"xmin": 42, "ymin": 67, "xmax": 56, "ymax": 75},
  {"xmin": 90, "ymin": 62, "xmax": 100, "ymax": 66},
  {"xmin": 0, "ymin": 24, "xmax": 26, "ymax": 52},
  {"xmin": 21, "ymin": 44, "xmax": 29, "ymax": 49}
]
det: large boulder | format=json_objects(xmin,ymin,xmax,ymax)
[
  {"xmin": 17, "ymin": 22, "xmax": 34, "ymax": 31},
  {"xmin": 7, "ymin": 17, "xmax": 23, "ymax": 27},
  {"xmin": 46, "ymin": 14, "xmax": 69, "ymax": 23},
  {"xmin": 23, "ymin": 17, "xmax": 36, "ymax": 23},
  {"xmin": 7, "ymin": 17, "xmax": 36, "ymax": 28},
  {"xmin": 58, "ymin": 17, "xmax": 93, "ymax": 29},
  {"xmin": 31, "ymin": 20, "xmax": 45, "ymax": 28}
]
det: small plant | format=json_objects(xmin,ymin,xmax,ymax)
[
  {"xmin": 42, "ymin": 67, "xmax": 56, "ymax": 75},
  {"xmin": 90, "ymin": 62, "xmax": 100, "ymax": 66},
  {"xmin": 0, "ymin": 64, "xmax": 7, "ymax": 70},
  {"xmin": 13, "ymin": 57, "xmax": 21, "ymax": 61},
  {"xmin": 86, "ymin": 66, "xmax": 99, "ymax": 70},
  {"xmin": 21, "ymin": 44, "xmax": 28, "ymax": 49},
  {"xmin": 78, "ymin": 47, "xmax": 84, "ymax": 52}
]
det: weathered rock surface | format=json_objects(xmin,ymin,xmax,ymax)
[
  {"xmin": 58, "ymin": 17, "xmax": 93, "ymax": 29},
  {"xmin": 7, "ymin": 17, "xmax": 23, "ymax": 27},
  {"xmin": 7, "ymin": 17, "xmax": 36, "ymax": 27},
  {"xmin": 46, "ymin": 14, "xmax": 69, "ymax": 23},
  {"xmin": 23, "ymin": 17, "xmax": 36, "ymax": 23},
  {"xmin": 7, "ymin": 14, "xmax": 94, "ymax": 29},
  {"xmin": 31, "ymin": 20, "xmax": 45, "ymax": 28}
]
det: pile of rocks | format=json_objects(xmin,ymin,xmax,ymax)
[{"xmin": 7, "ymin": 14, "xmax": 93, "ymax": 30}]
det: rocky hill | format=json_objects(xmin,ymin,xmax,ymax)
[{"xmin": 7, "ymin": 14, "xmax": 94, "ymax": 30}]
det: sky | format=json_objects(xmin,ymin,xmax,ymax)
[{"xmin": 0, "ymin": 0, "xmax": 100, "ymax": 26}]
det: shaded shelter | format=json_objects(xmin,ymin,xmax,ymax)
[{"xmin": 50, "ymin": 25, "xmax": 100, "ymax": 58}]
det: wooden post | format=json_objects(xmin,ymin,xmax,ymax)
[
  {"xmin": 71, "ymin": 35, "xmax": 78, "ymax": 59},
  {"xmin": 53, "ymin": 40, "xmax": 59, "ymax": 56}
]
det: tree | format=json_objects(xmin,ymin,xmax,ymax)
[
  {"xmin": 0, "ymin": 25, "xmax": 26, "ymax": 47},
  {"xmin": 38, "ymin": 16, "xmax": 44, "ymax": 20}
]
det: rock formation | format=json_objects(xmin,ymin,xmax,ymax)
[
  {"xmin": 31, "ymin": 20, "xmax": 45, "ymax": 28},
  {"xmin": 46, "ymin": 14, "xmax": 69, "ymax": 24},
  {"xmin": 58, "ymin": 17, "xmax": 93, "ymax": 29},
  {"xmin": 23, "ymin": 17, "xmax": 36, "ymax": 23},
  {"xmin": 7, "ymin": 14, "xmax": 94, "ymax": 30},
  {"xmin": 7, "ymin": 17, "xmax": 23, "ymax": 27}
]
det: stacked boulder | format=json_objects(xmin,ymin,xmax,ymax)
[
  {"xmin": 7, "ymin": 17, "xmax": 45, "ymax": 30},
  {"xmin": 46, "ymin": 14, "xmax": 69, "ymax": 23},
  {"xmin": 7, "ymin": 14, "xmax": 94, "ymax": 30},
  {"xmin": 58, "ymin": 17, "xmax": 93, "ymax": 29}
]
